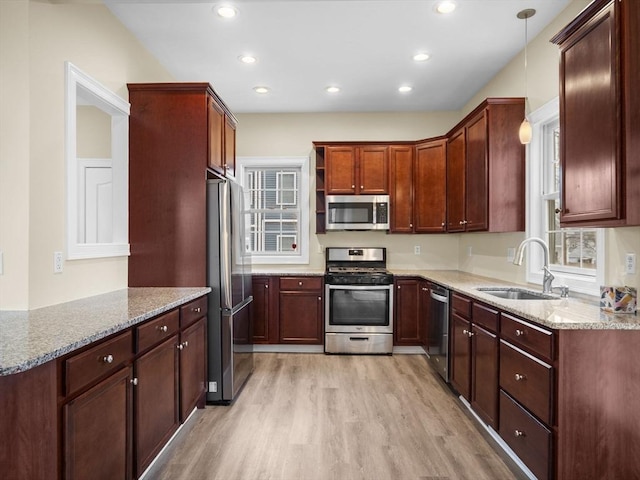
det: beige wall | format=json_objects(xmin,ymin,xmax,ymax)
[{"xmin": 0, "ymin": 0, "xmax": 173, "ymax": 310}]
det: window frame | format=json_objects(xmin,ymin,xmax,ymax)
[
  {"xmin": 237, "ymin": 156, "xmax": 310, "ymax": 265},
  {"xmin": 526, "ymin": 97, "xmax": 604, "ymax": 296}
]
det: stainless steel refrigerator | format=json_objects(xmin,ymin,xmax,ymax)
[{"xmin": 206, "ymin": 176, "xmax": 253, "ymax": 404}]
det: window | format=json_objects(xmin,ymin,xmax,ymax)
[
  {"xmin": 527, "ymin": 98, "xmax": 604, "ymax": 295},
  {"xmin": 65, "ymin": 62, "xmax": 130, "ymax": 259},
  {"xmin": 237, "ymin": 157, "xmax": 309, "ymax": 264}
]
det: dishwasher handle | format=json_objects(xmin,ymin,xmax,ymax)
[{"xmin": 430, "ymin": 289, "xmax": 449, "ymax": 304}]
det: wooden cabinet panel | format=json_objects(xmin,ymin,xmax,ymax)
[
  {"xmin": 450, "ymin": 312, "xmax": 471, "ymax": 399},
  {"xmin": 472, "ymin": 302, "xmax": 499, "ymax": 333},
  {"xmin": 252, "ymin": 276, "xmax": 276, "ymax": 344},
  {"xmin": 137, "ymin": 310, "xmax": 179, "ymax": 353},
  {"xmin": 446, "ymin": 129, "xmax": 466, "ymax": 232},
  {"xmin": 500, "ymin": 341, "xmax": 553, "ymax": 425},
  {"xmin": 279, "ymin": 292, "xmax": 323, "ymax": 344},
  {"xmin": 208, "ymin": 96, "xmax": 224, "ymax": 174},
  {"xmin": 359, "ymin": 146, "xmax": 389, "ymax": 194},
  {"xmin": 500, "ymin": 313, "xmax": 553, "ymax": 361},
  {"xmin": 179, "ymin": 317, "xmax": 206, "ymax": 422},
  {"xmin": 471, "ymin": 324, "xmax": 498, "ymax": 428},
  {"xmin": 465, "ymin": 111, "xmax": 488, "ymax": 231},
  {"xmin": 64, "ymin": 331, "xmax": 133, "ymax": 397},
  {"xmin": 326, "ymin": 146, "xmax": 357, "ymax": 194},
  {"xmin": 224, "ymin": 115, "xmax": 236, "ymax": 178},
  {"xmin": 180, "ymin": 296, "xmax": 208, "ymax": 328},
  {"xmin": 134, "ymin": 335, "xmax": 180, "ymax": 476},
  {"xmin": 279, "ymin": 276, "xmax": 323, "ymax": 291},
  {"xmin": 389, "ymin": 145, "xmax": 414, "ymax": 233},
  {"xmin": 414, "ymin": 139, "xmax": 447, "ymax": 233},
  {"xmin": 63, "ymin": 366, "xmax": 133, "ymax": 480},
  {"xmin": 499, "ymin": 390, "xmax": 552, "ymax": 480},
  {"xmin": 394, "ymin": 278, "xmax": 421, "ymax": 345},
  {"xmin": 451, "ymin": 293, "xmax": 472, "ymax": 319}
]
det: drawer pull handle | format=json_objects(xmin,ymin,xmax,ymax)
[
  {"xmin": 102, "ymin": 354, "xmax": 114, "ymax": 364},
  {"xmin": 192, "ymin": 307, "xmax": 201, "ymax": 313},
  {"xmin": 299, "ymin": 281, "xmax": 303, "ymax": 286},
  {"xmin": 515, "ymin": 329, "xmax": 525, "ymax": 337},
  {"xmin": 515, "ymin": 373, "xmax": 526, "ymax": 381},
  {"xmin": 462, "ymin": 329, "xmax": 474, "ymax": 337},
  {"xmin": 159, "ymin": 325, "xmax": 168, "ymax": 333},
  {"xmin": 131, "ymin": 378, "xmax": 138, "ymax": 386},
  {"xmin": 514, "ymin": 430, "xmax": 526, "ymax": 438}
]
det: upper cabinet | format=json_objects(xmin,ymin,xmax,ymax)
[
  {"xmin": 325, "ymin": 144, "xmax": 389, "ymax": 195},
  {"xmin": 446, "ymin": 98, "xmax": 525, "ymax": 233},
  {"xmin": 551, "ymin": 0, "xmax": 640, "ymax": 227},
  {"xmin": 414, "ymin": 138, "xmax": 447, "ymax": 233},
  {"xmin": 206, "ymin": 91, "xmax": 237, "ymax": 177},
  {"xmin": 389, "ymin": 144, "xmax": 415, "ymax": 233}
]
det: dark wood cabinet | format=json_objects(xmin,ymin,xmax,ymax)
[
  {"xmin": 128, "ymin": 83, "xmax": 236, "ymax": 287},
  {"xmin": 134, "ymin": 335, "xmax": 180, "ymax": 476},
  {"xmin": 414, "ymin": 138, "xmax": 447, "ymax": 233},
  {"xmin": 419, "ymin": 281, "xmax": 431, "ymax": 349},
  {"xmin": 551, "ymin": 0, "xmax": 640, "ymax": 227},
  {"xmin": 471, "ymin": 303, "xmax": 500, "ymax": 429},
  {"xmin": 394, "ymin": 278, "xmax": 422, "ymax": 345},
  {"xmin": 325, "ymin": 144, "xmax": 389, "ymax": 195},
  {"xmin": 450, "ymin": 310, "xmax": 471, "ymax": 399},
  {"xmin": 446, "ymin": 128, "xmax": 466, "ymax": 233},
  {"xmin": 179, "ymin": 316, "xmax": 207, "ymax": 422},
  {"xmin": 446, "ymin": 98, "xmax": 525, "ymax": 233},
  {"xmin": 251, "ymin": 276, "xmax": 277, "ymax": 344},
  {"xmin": 389, "ymin": 144, "xmax": 415, "ymax": 233},
  {"xmin": 278, "ymin": 277, "xmax": 323, "ymax": 344},
  {"xmin": 63, "ymin": 366, "xmax": 133, "ymax": 480}
]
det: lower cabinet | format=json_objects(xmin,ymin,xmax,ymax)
[
  {"xmin": 279, "ymin": 276, "xmax": 323, "ymax": 344},
  {"xmin": 63, "ymin": 366, "xmax": 134, "ymax": 480},
  {"xmin": 251, "ymin": 275, "xmax": 277, "ymax": 344},
  {"xmin": 394, "ymin": 278, "xmax": 422, "ymax": 345},
  {"xmin": 59, "ymin": 296, "xmax": 208, "ymax": 479}
]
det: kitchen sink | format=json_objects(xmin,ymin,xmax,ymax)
[{"xmin": 475, "ymin": 287, "xmax": 558, "ymax": 300}]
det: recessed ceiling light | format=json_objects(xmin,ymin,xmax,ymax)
[
  {"xmin": 215, "ymin": 4, "xmax": 238, "ymax": 18},
  {"xmin": 435, "ymin": 1, "xmax": 456, "ymax": 14},
  {"xmin": 238, "ymin": 55, "xmax": 257, "ymax": 64},
  {"xmin": 326, "ymin": 86, "xmax": 340, "ymax": 93},
  {"xmin": 398, "ymin": 85, "xmax": 413, "ymax": 93},
  {"xmin": 253, "ymin": 86, "xmax": 269, "ymax": 94},
  {"xmin": 413, "ymin": 53, "xmax": 430, "ymax": 62}
]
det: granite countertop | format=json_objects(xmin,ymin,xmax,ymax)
[
  {"xmin": 393, "ymin": 269, "xmax": 639, "ymax": 330},
  {"xmin": 0, "ymin": 287, "xmax": 210, "ymax": 376}
]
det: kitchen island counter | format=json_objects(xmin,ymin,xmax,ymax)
[
  {"xmin": 0, "ymin": 287, "xmax": 211, "ymax": 375},
  {"xmin": 392, "ymin": 269, "xmax": 638, "ymax": 330}
]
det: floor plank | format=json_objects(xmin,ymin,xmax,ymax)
[{"xmin": 144, "ymin": 353, "xmax": 522, "ymax": 480}]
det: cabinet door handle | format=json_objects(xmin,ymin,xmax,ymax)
[
  {"xmin": 514, "ymin": 430, "xmax": 525, "ymax": 437},
  {"xmin": 515, "ymin": 373, "xmax": 526, "ymax": 381},
  {"xmin": 318, "ymin": 296, "xmax": 321, "ymax": 301},
  {"xmin": 360, "ymin": 185, "xmax": 364, "ymax": 189},
  {"xmin": 102, "ymin": 354, "xmax": 114, "ymax": 364},
  {"xmin": 177, "ymin": 344, "xmax": 184, "ymax": 351},
  {"xmin": 515, "ymin": 329, "xmax": 525, "ymax": 337},
  {"xmin": 298, "ymin": 281, "xmax": 303, "ymax": 286},
  {"xmin": 158, "ymin": 325, "xmax": 168, "ymax": 333},
  {"xmin": 184, "ymin": 340, "xmax": 189, "ymax": 348},
  {"xmin": 265, "ymin": 284, "xmax": 269, "ymax": 289},
  {"xmin": 351, "ymin": 185, "xmax": 355, "ymax": 189},
  {"xmin": 130, "ymin": 377, "xmax": 138, "ymax": 386}
]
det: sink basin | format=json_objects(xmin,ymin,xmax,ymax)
[{"xmin": 475, "ymin": 287, "xmax": 558, "ymax": 300}]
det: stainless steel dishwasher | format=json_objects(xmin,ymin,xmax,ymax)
[{"xmin": 427, "ymin": 283, "xmax": 450, "ymax": 382}]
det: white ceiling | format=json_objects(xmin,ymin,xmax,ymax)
[{"xmin": 104, "ymin": 0, "xmax": 571, "ymax": 113}]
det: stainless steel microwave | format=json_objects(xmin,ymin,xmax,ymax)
[{"xmin": 325, "ymin": 195, "xmax": 390, "ymax": 230}]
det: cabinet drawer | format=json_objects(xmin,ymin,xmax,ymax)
[
  {"xmin": 501, "ymin": 313, "xmax": 554, "ymax": 360},
  {"xmin": 500, "ymin": 341, "xmax": 553, "ymax": 425},
  {"xmin": 180, "ymin": 296, "xmax": 208, "ymax": 328},
  {"xmin": 279, "ymin": 276, "xmax": 323, "ymax": 291},
  {"xmin": 472, "ymin": 302, "xmax": 499, "ymax": 332},
  {"xmin": 499, "ymin": 390, "xmax": 552, "ymax": 480},
  {"xmin": 137, "ymin": 310, "xmax": 180, "ymax": 353},
  {"xmin": 451, "ymin": 293, "xmax": 472, "ymax": 319},
  {"xmin": 64, "ymin": 330, "xmax": 133, "ymax": 396}
]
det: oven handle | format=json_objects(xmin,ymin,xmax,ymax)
[{"xmin": 326, "ymin": 284, "xmax": 393, "ymax": 291}]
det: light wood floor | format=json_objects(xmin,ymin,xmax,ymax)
[{"xmin": 145, "ymin": 353, "xmax": 523, "ymax": 480}]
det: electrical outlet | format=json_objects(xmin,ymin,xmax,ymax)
[
  {"xmin": 414, "ymin": 245, "xmax": 421, "ymax": 255},
  {"xmin": 54, "ymin": 251, "xmax": 63, "ymax": 273},
  {"xmin": 507, "ymin": 247, "xmax": 516, "ymax": 262},
  {"xmin": 625, "ymin": 253, "xmax": 636, "ymax": 274}
]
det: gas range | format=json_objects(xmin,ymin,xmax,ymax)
[{"xmin": 324, "ymin": 247, "xmax": 394, "ymax": 285}]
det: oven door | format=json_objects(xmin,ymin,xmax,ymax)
[{"xmin": 325, "ymin": 284, "xmax": 393, "ymax": 334}]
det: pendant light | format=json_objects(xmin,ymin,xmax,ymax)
[{"xmin": 517, "ymin": 8, "xmax": 536, "ymax": 145}]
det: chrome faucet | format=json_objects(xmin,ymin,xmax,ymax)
[{"xmin": 513, "ymin": 237, "xmax": 555, "ymax": 294}]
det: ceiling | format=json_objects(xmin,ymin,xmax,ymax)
[{"xmin": 104, "ymin": 0, "xmax": 572, "ymax": 114}]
